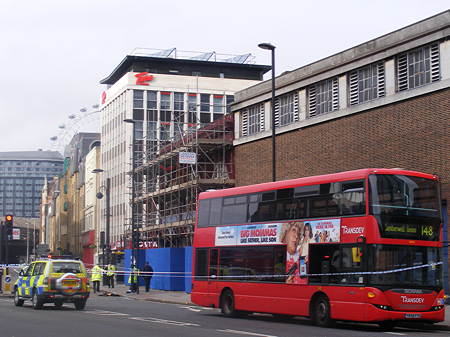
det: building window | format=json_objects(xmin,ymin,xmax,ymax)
[
  {"xmin": 200, "ymin": 113, "xmax": 210, "ymax": 124},
  {"xmin": 275, "ymin": 92, "xmax": 298, "ymax": 126},
  {"xmin": 397, "ymin": 43, "xmax": 440, "ymax": 91},
  {"xmin": 213, "ymin": 95, "xmax": 224, "ymax": 113},
  {"xmin": 241, "ymin": 103, "xmax": 264, "ymax": 137},
  {"xmin": 308, "ymin": 78, "xmax": 339, "ymax": 117},
  {"xmin": 147, "ymin": 91, "xmax": 157, "ymax": 109},
  {"xmin": 200, "ymin": 94, "xmax": 210, "ymax": 112},
  {"xmin": 188, "ymin": 94, "xmax": 197, "ymax": 112},
  {"xmin": 160, "ymin": 124, "xmax": 170, "ymax": 141},
  {"xmin": 174, "ymin": 92, "xmax": 184, "ymax": 111},
  {"xmin": 134, "ymin": 121, "xmax": 144, "ymax": 140},
  {"xmin": 160, "ymin": 92, "xmax": 171, "ymax": 110},
  {"xmin": 133, "ymin": 90, "xmax": 144, "ymax": 109},
  {"xmin": 226, "ymin": 95, "xmax": 234, "ymax": 113},
  {"xmin": 160, "ymin": 110, "xmax": 171, "ymax": 123},
  {"xmin": 349, "ymin": 62, "xmax": 385, "ymax": 106}
]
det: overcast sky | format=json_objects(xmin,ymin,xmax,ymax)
[{"xmin": 0, "ymin": 0, "xmax": 448, "ymax": 153}]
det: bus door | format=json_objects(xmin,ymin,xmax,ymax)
[{"xmin": 208, "ymin": 248, "xmax": 219, "ymax": 296}]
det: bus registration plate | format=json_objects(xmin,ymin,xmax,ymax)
[{"xmin": 405, "ymin": 313, "xmax": 421, "ymax": 319}]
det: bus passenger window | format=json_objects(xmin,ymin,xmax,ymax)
[{"xmin": 195, "ymin": 249, "xmax": 208, "ymax": 280}]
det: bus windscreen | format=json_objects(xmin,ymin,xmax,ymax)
[{"xmin": 369, "ymin": 174, "xmax": 441, "ymax": 241}]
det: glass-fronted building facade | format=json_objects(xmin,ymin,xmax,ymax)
[{"xmin": 0, "ymin": 151, "xmax": 64, "ymax": 218}]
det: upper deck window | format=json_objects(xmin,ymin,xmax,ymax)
[
  {"xmin": 369, "ymin": 174, "xmax": 440, "ymax": 241},
  {"xmin": 369, "ymin": 174, "xmax": 439, "ymax": 218},
  {"xmin": 197, "ymin": 179, "xmax": 365, "ymax": 228}
]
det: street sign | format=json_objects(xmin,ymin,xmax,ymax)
[
  {"xmin": 12, "ymin": 228, "xmax": 20, "ymax": 240},
  {"xmin": 3, "ymin": 274, "xmax": 11, "ymax": 292},
  {"xmin": 179, "ymin": 152, "xmax": 197, "ymax": 164}
]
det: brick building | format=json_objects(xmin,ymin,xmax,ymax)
[{"xmin": 232, "ymin": 12, "xmax": 450, "ymax": 285}]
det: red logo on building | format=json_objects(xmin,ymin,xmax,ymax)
[
  {"xmin": 135, "ymin": 72, "xmax": 154, "ymax": 86},
  {"xmin": 101, "ymin": 91, "xmax": 106, "ymax": 104}
]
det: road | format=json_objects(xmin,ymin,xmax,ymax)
[{"xmin": 0, "ymin": 295, "xmax": 448, "ymax": 337}]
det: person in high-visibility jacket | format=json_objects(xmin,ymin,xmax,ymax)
[
  {"xmin": 106, "ymin": 264, "xmax": 116, "ymax": 289},
  {"xmin": 127, "ymin": 264, "xmax": 139, "ymax": 294},
  {"xmin": 91, "ymin": 264, "xmax": 104, "ymax": 293}
]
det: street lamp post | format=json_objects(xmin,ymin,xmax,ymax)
[
  {"xmin": 123, "ymin": 118, "xmax": 138, "ymax": 268},
  {"xmin": 53, "ymin": 190, "xmax": 61, "ymax": 253},
  {"xmin": 92, "ymin": 169, "xmax": 111, "ymax": 265},
  {"xmin": 258, "ymin": 42, "xmax": 276, "ymax": 182}
]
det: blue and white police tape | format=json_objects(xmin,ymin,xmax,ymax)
[
  {"xmin": 209, "ymin": 261, "xmax": 443, "ymax": 279},
  {"xmin": 86, "ymin": 261, "xmax": 443, "ymax": 279}
]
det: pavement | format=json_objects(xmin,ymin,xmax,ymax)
[{"xmin": 97, "ymin": 282, "xmax": 192, "ymax": 305}]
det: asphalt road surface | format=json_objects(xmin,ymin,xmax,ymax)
[{"xmin": 0, "ymin": 295, "xmax": 447, "ymax": 337}]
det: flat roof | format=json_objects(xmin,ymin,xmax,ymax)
[
  {"xmin": 0, "ymin": 151, "xmax": 63, "ymax": 161},
  {"xmin": 100, "ymin": 54, "xmax": 271, "ymax": 85}
]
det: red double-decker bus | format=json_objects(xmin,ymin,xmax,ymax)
[{"xmin": 191, "ymin": 168, "xmax": 445, "ymax": 329}]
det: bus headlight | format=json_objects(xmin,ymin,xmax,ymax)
[{"xmin": 431, "ymin": 305, "xmax": 444, "ymax": 311}]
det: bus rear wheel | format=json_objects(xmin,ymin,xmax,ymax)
[
  {"xmin": 220, "ymin": 289, "xmax": 237, "ymax": 317},
  {"xmin": 312, "ymin": 295, "xmax": 334, "ymax": 327}
]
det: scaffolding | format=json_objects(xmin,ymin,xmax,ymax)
[{"xmin": 129, "ymin": 108, "xmax": 235, "ymax": 248}]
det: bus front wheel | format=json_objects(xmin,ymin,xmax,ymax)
[
  {"xmin": 312, "ymin": 295, "xmax": 334, "ymax": 327},
  {"xmin": 220, "ymin": 289, "xmax": 237, "ymax": 317}
]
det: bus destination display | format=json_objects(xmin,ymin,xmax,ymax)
[{"xmin": 381, "ymin": 222, "xmax": 439, "ymax": 241}]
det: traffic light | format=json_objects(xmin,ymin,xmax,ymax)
[{"xmin": 4, "ymin": 214, "xmax": 13, "ymax": 236}]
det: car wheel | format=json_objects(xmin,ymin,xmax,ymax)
[
  {"xmin": 14, "ymin": 289, "xmax": 24, "ymax": 307},
  {"xmin": 74, "ymin": 299, "xmax": 86, "ymax": 310},
  {"xmin": 313, "ymin": 295, "xmax": 334, "ymax": 327},
  {"xmin": 31, "ymin": 290, "xmax": 43, "ymax": 310}
]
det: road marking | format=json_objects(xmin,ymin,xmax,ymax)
[
  {"xmin": 384, "ymin": 333, "xmax": 406, "ymax": 336},
  {"xmin": 178, "ymin": 305, "xmax": 202, "ymax": 312},
  {"xmin": 84, "ymin": 309, "xmax": 129, "ymax": 316},
  {"xmin": 217, "ymin": 329, "xmax": 278, "ymax": 337},
  {"xmin": 129, "ymin": 316, "xmax": 200, "ymax": 327}
]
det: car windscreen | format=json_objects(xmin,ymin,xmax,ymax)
[{"xmin": 52, "ymin": 262, "xmax": 82, "ymax": 274}]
